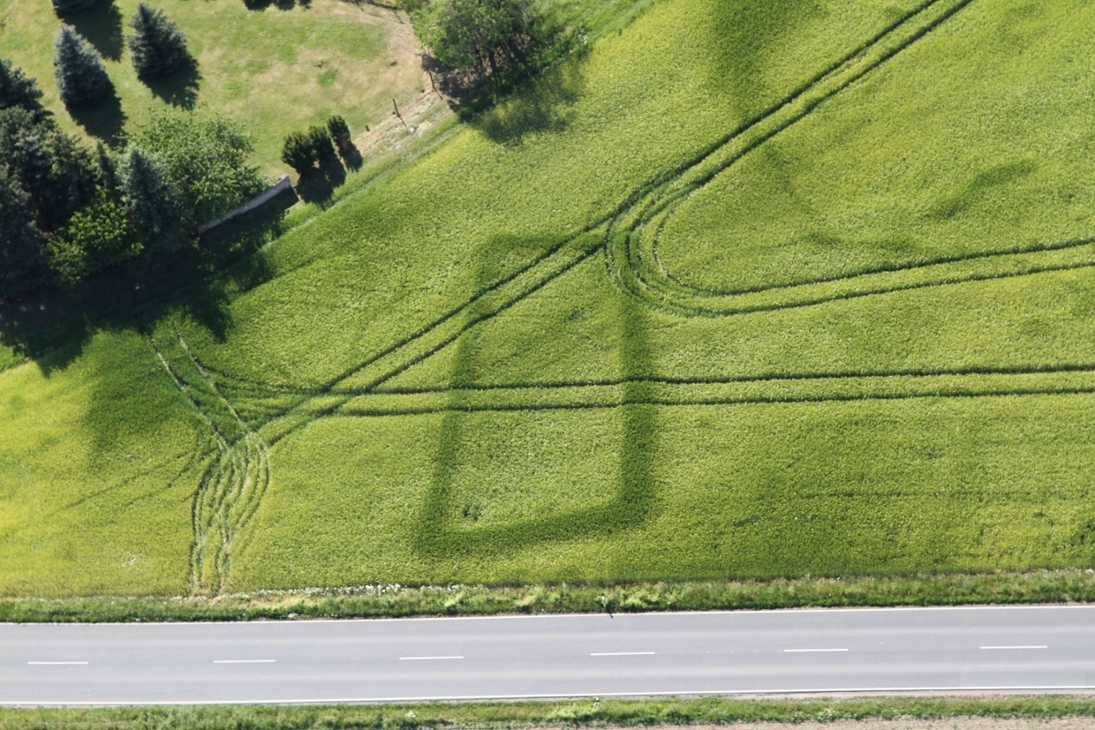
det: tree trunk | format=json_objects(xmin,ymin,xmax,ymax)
[{"xmin": 488, "ymin": 49, "xmax": 498, "ymax": 76}]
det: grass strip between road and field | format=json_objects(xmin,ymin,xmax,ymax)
[
  {"xmin": 5, "ymin": 696, "xmax": 1095, "ymax": 728},
  {"xmin": 6, "ymin": 569, "xmax": 1095, "ymax": 623}
]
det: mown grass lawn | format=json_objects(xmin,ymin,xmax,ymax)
[
  {"xmin": 3, "ymin": 0, "xmax": 1095, "ymax": 596},
  {"xmin": 0, "ymin": 0, "xmax": 424, "ymax": 174}
]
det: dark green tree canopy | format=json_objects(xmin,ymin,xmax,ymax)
[
  {"xmin": 0, "ymin": 106, "xmax": 99, "ymax": 232},
  {"xmin": 281, "ymin": 130, "xmax": 315, "ymax": 175},
  {"xmin": 117, "ymin": 146, "xmax": 190, "ymax": 248},
  {"xmin": 307, "ymin": 124, "xmax": 335, "ymax": 161},
  {"xmin": 326, "ymin": 115, "xmax": 349, "ymax": 140},
  {"xmin": 0, "ymin": 95, "xmax": 104, "ymax": 297},
  {"xmin": 48, "ymin": 197, "xmax": 140, "ymax": 283},
  {"xmin": 131, "ymin": 110, "xmax": 263, "ymax": 223},
  {"xmin": 410, "ymin": 0, "xmax": 529, "ymax": 74},
  {"xmin": 53, "ymin": 25, "xmax": 112, "ymax": 107},
  {"xmin": 0, "ymin": 58, "xmax": 45, "ymax": 116},
  {"xmin": 126, "ymin": 3, "xmax": 189, "ymax": 80},
  {"xmin": 0, "ymin": 163, "xmax": 48, "ymax": 300}
]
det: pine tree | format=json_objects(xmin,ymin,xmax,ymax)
[
  {"xmin": 50, "ymin": 0, "xmax": 104, "ymax": 15},
  {"xmin": 117, "ymin": 146, "xmax": 189, "ymax": 249},
  {"xmin": 53, "ymin": 25, "xmax": 111, "ymax": 107},
  {"xmin": 127, "ymin": 4, "xmax": 189, "ymax": 81},
  {"xmin": 0, "ymin": 107, "xmax": 100, "ymax": 232},
  {"xmin": 281, "ymin": 131, "xmax": 316, "ymax": 175},
  {"xmin": 0, "ymin": 58, "xmax": 44, "ymax": 115},
  {"xmin": 307, "ymin": 124, "xmax": 335, "ymax": 161}
]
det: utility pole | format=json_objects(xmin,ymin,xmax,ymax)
[{"xmin": 392, "ymin": 98, "xmax": 410, "ymax": 130}]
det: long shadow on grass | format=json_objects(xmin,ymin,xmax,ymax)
[
  {"xmin": 59, "ymin": 1, "xmax": 124, "ymax": 61},
  {"xmin": 67, "ymin": 87, "xmax": 127, "ymax": 149},
  {"xmin": 0, "ymin": 191, "xmax": 289, "ymax": 375},
  {"xmin": 145, "ymin": 58, "xmax": 202, "ymax": 110},
  {"xmin": 413, "ymin": 262, "xmax": 657, "ymax": 557},
  {"xmin": 470, "ymin": 56, "xmax": 587, "ymax": 147},
  {"xmin": 296, "ymin": 159, "xmax": 347, "ymax": 207}
]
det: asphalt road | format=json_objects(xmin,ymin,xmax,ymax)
[{"xmin": 4, "ymin": 605, "xmax": 1095, "ymax": 705}]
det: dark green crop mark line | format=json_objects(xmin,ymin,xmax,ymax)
[
  {"xmin": 150, "ymin": 0, "xmax": 1095, "ymax": 571},
  {"xmin": 328, "ymin": 367, "xmax": 1095, "ymax": 419},
  {"xmin": 329, "ymin": 386, "xmax": 1095, "ymax": 419},
  {"xmin": 325, "ymin": 362, "xmax": 1095, "ymax": 397}
]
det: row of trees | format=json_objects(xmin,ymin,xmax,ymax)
[
  {"xmin": 52, "ymin": 3, "xmax": 188, "ymax": 109},
  {"xmin": 0, "ymin": 60, "xmax": 263, "ymax": 300},
  {"xmin": 280, "ymin": 116, "xmax": 351, "ymax": 176}
]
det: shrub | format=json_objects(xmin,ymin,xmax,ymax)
[
  {"xmin": 53, "ymin": 25, "xmax": 111, "ymax": 107},
  {"xmin": 131, "ymin": 110, "xmax": 264, "ymax": 223},
  {"xmin": 50, "ymin": 0, "xmax": 105, "ymax": 14},
  {"xmin": 0, "ymin": 58, "xmax": 44, "ymax": 115},
  {"xmin": 307, "ymin": 124, "xmax": 336, "ymax": 161},
  {"xmin": 117, "ymin": 146, "xmax": 190, "ymax": 249},
  {"xmin": 126, "ymin": 3, "xmax": 189, "ymax": 81},
  {"xmin": 326, "ymin": 115, "xmax": 350, "ymax": 140},
  {"xmin": 48, "ymin": 198, "xmax": 140, "ymax": 283},
  {"xmin": 281, "ymin": 130, "xmax": 316, "ymax": 175}
]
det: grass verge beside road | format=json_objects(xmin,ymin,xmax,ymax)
[
  {"xmin": 5, "ymin": 696, "xmax": 1095, "ymax": 728},
  {"xmin": 5, "ymin": 570, "xmax": 1095, "ymax": 623}
]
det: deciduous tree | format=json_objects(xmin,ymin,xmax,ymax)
[
  {"xmin": 131, "ymin": 110, "xmax": 263, "ymax": 223},
  {"xmin": 410, "ymin": 0, "xmax": 529, "ymax": 75},
  {"xmin": 48, "ymin": 197, "xmax": 140, "ymax": 283}
]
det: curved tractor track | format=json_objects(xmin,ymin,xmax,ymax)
[
  {"xmin": 148, "ymin": 0, "xmax": 1095, "ymax": 588},
  {"xmin": 603, "ymin": 0, "xmax": 1095, "ymax": 316}
]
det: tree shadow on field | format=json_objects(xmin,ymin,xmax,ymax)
[
  {"xmin": 243, "ymin": 0, "xmax": 298, "ymax": 11},
  {"xmin": 340, "ymin": 145, "xmax": 363, "ymax": 172},
  {"xmin": 59, "ymin": 1, "xmax": 124, "ymax": 61},
  {"xmin": 67, "ymin": 86, "xmax": 127, "ymax": 148},
  {"xmin": 466, "ymin": 51, "xmax": 588, "ymax": 147},
  {"xmin": 0, "ymin": 187, "xmax": 291, "ymax": 376},
  {"xmin": 145, "ymin": 58, "xmax": 202, "ymax": 110},
  {"xmin": 295, "ymin": 157, "xmax": 346, "ymax": 207},
  {"xmin": 412, "ymin": 238, "xmax": 658, "ymax": 559},
  {"xmin": 704, "ymin": 0, "xmax": 818, "ymax": 104}
]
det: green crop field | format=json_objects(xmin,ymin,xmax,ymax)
[{"xmin": 3, "ymin": 0, "xmax": 1095, "ymax": 598}]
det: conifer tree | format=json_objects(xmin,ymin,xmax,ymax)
[
  {"xmin": 53, "ymin": 25, "xmax": 111, "ymax": 107},
  {"xmin": 117, "ymin": 146, "xmax": 189, "ymax": 249},
  {"xmin": 0, "ymin": 58, "xmax": 44, "ymax": 115},
  {"xmin": 126, "ymin": 4, "xmax": 189, "ymax": 80}
]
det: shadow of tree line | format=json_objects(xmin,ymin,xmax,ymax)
[{"xmin": 0, "ymin": 188, "xmax": 298, "ymax": 375}]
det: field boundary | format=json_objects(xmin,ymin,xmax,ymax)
[
  {"xmin": 6, "ymin": 570, "xmax": 1095, "ymax": 623},
  {"xmin": 7, "ymin": 695, "xmax": 1095, "ymax": 728}
]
